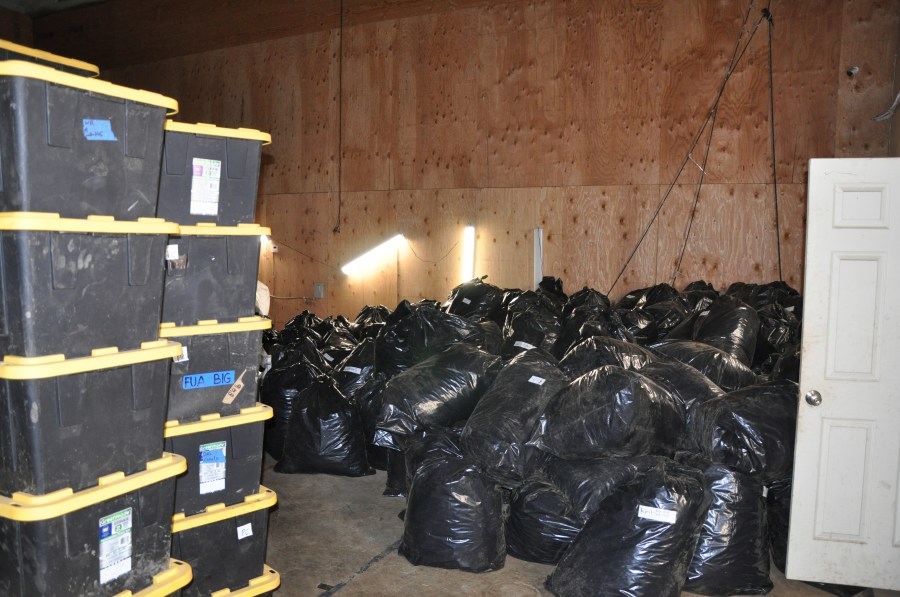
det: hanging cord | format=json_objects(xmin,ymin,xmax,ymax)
[
  {"xmin": 405, "ymin": 237, "xmax": 462, "ymax": 265},
  {"xmin": 608, "ymin": 1, "xmax": 764, "ymax": 294},
  {"xmin": 671, "ymin": 106, "xmax": 720, "ymax": 285},
  {"xmin": 764, "ymin": 4, "xmax": 783, "ymax": 281},
  {"xmin": 333, "ymin": 0, "xmax": 345, "ymax": 234}
]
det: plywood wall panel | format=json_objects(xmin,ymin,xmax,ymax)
[
  {"xmin": 44, "ymin": 0, "xmax": 895, "ymax": 318},
  {"xmin": 835, "ymin": 0, "xmax": 900, "ymax": 157}
]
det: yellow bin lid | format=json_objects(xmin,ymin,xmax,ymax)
[
  {"xmin": 0, "ymin": 60, "xmax": 177, "ymax": 114},
  {"xmin": 0, "ymin": 38, "xmax": 100, "ymax": 77},
  {"xmin": 115, "ymin": 559, "xmax": 194, "ymax": 597},
  {"xmin": 0, "ymin": 212, "xmax": 179, "ymax": 235},
  {"xmin": 210, "ymin": 565, "xmax": 281, "ymax": 597},
  {"xmin": 173, "ymin": 222, "xmax": 271, "ymax": 237},
  {"xmin": 164, "ymin": 404, "xmax": 274, "ymax": 438},
  {"xmin": 0, "ymin": 453, "xmax": 187, "ymax": 522},
  {"xmin": 172, "ymin": 487, "xmax": 277, "ymax": 533},
  {"xmin": 0, "ymin": 340, "xmax": 183, "ymax": 381},
  {"xmin": 159, "ymin": 316, "xmax": 272, "ymax": 339},
  {"xmin": 165, "ymin": 121, "xmax": 271, "ymax": 145}
]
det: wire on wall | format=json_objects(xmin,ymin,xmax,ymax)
[
  {"xmin": 333, "ymin": 0, "xmax": 345, "ymax": 234},
  {"xmin": 764, "ymin": 4, "xmax": 783, "ymax": 281},
  {"xmin": 607, "ymin": 0, "xmax": 767, "ymax": 295}
]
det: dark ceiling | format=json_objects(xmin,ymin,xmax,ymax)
[{"xmin": 0, "ymin": 0, "xmax": 105, "ymax": 17}]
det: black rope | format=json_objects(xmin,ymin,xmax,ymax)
[
  {"xmin": 671, "ymin": 106, "xmax": 720, "ymax": 285},
  {"xmin": 764, "ymin": 4, "xmax": 783, "ymax": 280},
  {"xmin": 333, "ymin": 0, "xmax": 344, "ymax": 234},
  {"xmin": 608, "ymin": 1, "xmax": 764, "ymax": 295}
]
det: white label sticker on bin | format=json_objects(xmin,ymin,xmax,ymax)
[
  {"xmin": 190, "ymin": 157, "xmax": 222, "ymax": 216},
  {"xmin": 513, "ymin": 341, "xmax": 536, "ymax": 350},
  {"xmin": 637, "ymin": 505, "xmax": 677, "ymax": 524},
  {"xmin": 99, "ymin": 508, "xmax": 133, "ymax": 585},
  {"xmin": 528, "ymin": 376, "xmax": 546, "ymax": 386},
  {"xmin": 344, "ymin": 366, "xmax": 362, "ymax": 375},
  {"xmin": 166, "ymin": 244, "xmax": 179, "ymax": 261},
  {"xmin": 236, "ymin": 523, "xmax": 254, "ymax": 541},
  {"xmin": 174, "ymin": 346, "xmax": 189, "ymax": 363},
  {"xmin": 462, "ymin": 298, "xmax": 472, "ymax": 305},
  {"xmin": 199, "ymin": 441, "xmax": 227, "ymax": 494}
]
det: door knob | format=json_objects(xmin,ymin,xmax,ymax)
[{"xmin": 805, "ymin": 390, "xmax": 822, "ymax": 406}]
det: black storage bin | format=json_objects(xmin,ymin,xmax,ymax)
[
  {"xmin": 162, "ymin": 224, "xmax": 268, "ymax": 326},
  {"xmin": 164, "ymin": 404, "xmax": 271, "ymax": 516},
  {"xmin": 0, "ymin": 61, "xmax": 177, "ymax": 219},
  {"xmin": 157, "ymin": 121, "xmax": 270, "ymax": 226},
  {"xmin": 171, "ymin": 488, "xmax": 276, "ymax": 597},
  {"xmin": 169, "ymin": 565, "xmax": 280, "ymax": 597},
  {"xmin": 0, "ymin": 453, "xmax": 186, "ymax": 597},
  {"xmin": 0, "ymin": 38, "xmax": 99, "ymax": 77},
  {"xmin": 0, "ymin": 340, "xmax": 181, "ymax": 497},
  {"xmin": 0, "ymin": 213, "xmax": 177, "ymax": 359},
  {"xmin": 159, "ymin": 317, "xmax": 270, "ymax": 422}
]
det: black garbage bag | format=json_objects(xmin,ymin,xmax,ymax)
[
  {"xmin": 375, "ymin": 344, "xmax": 500, "ymax": 445},
  {"xmin": 546, "ymin": 459, "xmax": 710, "ymax": 597},
  {"xmin": 383, "ymin": 448, "xmax": 407, "ymax": 497},
  {"xmin": 562, "ymin": 287, "xmax": 611, "ymax": 320},
  {"xmin": 726, "ymin": 281, "xmax": 799, "ymax": 310},
  {"xmin": 351, "ymin": 304, "xmax": 392, "ymax": 340},
  {"xmin": 693, "ymin": 295, "xmax": 761, "ymax": 366},
  {"xmin": 400, "ymin": 434, "xmax": 505, "ymax": 572},
  {"xmin": 319, "ymin": 327, "xmax": 358, "ymax": 368},
  {"xmin": 679, "ymin": 453, "xmax": 772, "ymax": 596},
  {"xmin": 683, "ymin": 280, "xmax": 719, "ymax": 312},
  {"xmin": 275, "ymin": 376, "xmax": 374, "ymax": 477},
  {"xmin": 506, "ymin": 479, "xmax": 581, "ymax": 564},
  {"xmin": 528, "ymin": 366, "xmax": 685, "ymax": 460},
  {"xmin": 754, "ymin": 302, "xmax": 801, "ymax": 368},
  {"xmin": 460, "ymin": 349, "xmax": 568, "ymax": 487},
  {"xmin": 644, "ymin": 298, "xmax": 692, "ymax": 338},
  {"xmin": 501, "ymin": 308, "xmax": 562, "ymax": 358},
  {"xmin": 260, "ymin": 357, "xmax": 323, "ymax": 459},
  {"xmin": 262, "ymin": 328, "xmax": 280, "ymax": 354},
  {"xmin": 617, "ymin": 307, "xmax": 660, "ymax": 345},
  {"xmin": 443, "ymin": 277, "xmax": 504, "ymax": 321},
  {"xmin": 544, "ymin": 455, "xmax": 666, "ymax": 524},
  {"xmin": 537, "ymin": 276, "xmax": 568, "ymax": 310},
  {"xmin": 770, "ymin": 343, "xmax": 801, "ymax": 383},
  {"xmin": 374, "ymin": 300, "xmax": 484, "ymax": 376},
  {"xmin": 558, "ymin": 336, "xmax": 658, "ymax": 379},
  {"xmin": 331, "ymin": 338, "xmax": 376, "ymax": 399},
  {"xmin": 475, "ymin": 319, "xmax": 504, "ymax": 355},
  {"xmin": 276, "ymin": 333, "xmax": 330, "ymax": 372},
  {"xmin": 614, "ymin": 282, "xmax": 682, "ymax": 311},
  {"xmin": 650, "ymin": 340, "xmax": 757, "ymax": 392},
  {"xmin": 636, "ymin": 359, "xmax": 725, "ymax": 417},
  {"xmin": 688, "ymin": 380, "xmax": 798, "ymax": 483},
  {"xmin": 554, "ymin": 309, "xmax": 633, "ymax": 358},
  {"xmin": 353, "ymin": 373, "xmax": 390, "ymax": 470},
  {"xmin": 404, "ymin": 424, "xmax": 466, "ymax": 490},
  {"xmin": 663, "ymin": 310, "xmax": 703, "ymax": 341},
  {"xmin": 284, "ymin": 309, "xmax": 323, "ymax": 332}
]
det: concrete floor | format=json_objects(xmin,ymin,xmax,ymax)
[{"xmin": 262, "ymin": 464, "xmax": 898, "ymax": 597}]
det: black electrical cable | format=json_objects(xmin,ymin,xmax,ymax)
[
  {"xmin": 765, "ymin": 4, "xmax": 783, "ymax": 281},
  {"xmin": 608, "ymin": 1, "xmax": 763, "ymax": 295},
  {"xmin": 333, "ymin": 0, "xmax": 344, "ymax": 234}
]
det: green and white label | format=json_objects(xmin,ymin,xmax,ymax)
[
  {"xmin": 199, "ymin": 440, "xmax": 227, "ymax": 494},
  {"xmin": 98, "ymin": 508, "xmax": 133, "ymax": 585},
  {"xmin": 190, "ymin": 157, "xmax": 222, "ymax": 216}
]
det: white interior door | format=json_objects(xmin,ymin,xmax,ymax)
[{"xmin": 788, "ymin": 158, "xmax": 900, "ymax": 589}]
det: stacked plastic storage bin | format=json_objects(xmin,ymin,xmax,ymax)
[
  {"xmin": 0, "ymin": 48, "xmax": 193, "ymax": 596},
  {"xmin": 157, "ymin": 121, "xmax": 280, "ymax": 596}
]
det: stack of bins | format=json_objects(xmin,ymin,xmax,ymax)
[
  {"xmin": 157, "ymin": 121, "xmax": 280, "ymax": 596},
  {"xmin": 0, "ymin": 52, "xmax": 193, "ymax": 596}
]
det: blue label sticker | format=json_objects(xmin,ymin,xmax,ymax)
[
  {"xmin": 82, "ymin": 119, "xmax": 117, "ymax": 141},
  {"xmin": 182, "ymin": 370, "xmax": 235, "ymax": 390},
  {"xmin": 99, "ymin": 523, "xmax": 112, "ymax": 540}
]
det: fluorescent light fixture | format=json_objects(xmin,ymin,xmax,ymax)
[
  {"xmin": 533, "ymin": 227, "xmax": 543, "ymax": 289},
  {"xmin": 341, "ymin": 234, "xmax": 405, "ymax": 276},
  {"xmin": 461, "ymin": 225, "xmax": 475, "ymax": 282}
]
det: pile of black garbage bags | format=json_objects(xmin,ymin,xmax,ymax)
[{"xmin": 261, "ymin": 276, "xmax": 808, "ymax": 596}]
